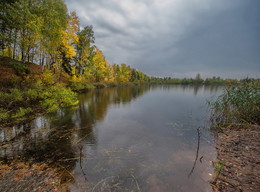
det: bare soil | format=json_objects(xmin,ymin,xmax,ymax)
[{"xmin": 212, "ymin": 125, "xmax": 260, "ymax": 192}]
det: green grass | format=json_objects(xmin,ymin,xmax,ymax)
[{"xmin": 209, "ymin": 79, "xmax": 260, "ymax": 128}]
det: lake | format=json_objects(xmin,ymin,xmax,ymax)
[{"xmin": 0, "ymin": 84, "xmax": 223, "ymax": 192}]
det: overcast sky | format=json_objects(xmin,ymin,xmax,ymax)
[{"xmin": 65, "ymin": 0, "xmax": 260, "ymax": 78}]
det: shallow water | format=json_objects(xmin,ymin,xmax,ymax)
[{"xmin": 0, "ymin": 84, "xmax": 223, "ymax": 192}]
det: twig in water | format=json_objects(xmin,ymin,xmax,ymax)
[
  {"xmin": 78, "ymin": 146, "xmax": 88, "ymax": 181},
  {"xmin": 92, "ymin": 176, "xmax": 115, "ymax": 192},
  {"xmin": 188, "ymin": 127, "xmax": 201, "ymax": 177},
  {"xmin": 131, "ymin": 173, "xmax": 142, "ymax": 192},
  {"xmin": 73, "ymin": 133, "xmax": 91, "ymax": 146},
  {"xmin": 57, "ymin": 164, "xmax": 76, "ymax": 184},
  {"xmin": 199, "ymin": 156, "xmax": 203, "ymax": 163}
]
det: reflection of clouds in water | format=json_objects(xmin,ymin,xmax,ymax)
[
  {"xmin": 143, "ymin": 146, "xmax": 215, "ymax": 192},
  {"xmin": 82, "ymin": 146, "xmax": 214, "ymax": 192},
  {"xmin": 0, "ymin": 86, "xmax": 151, "ymax": 159},
  {"xmin": 0, "ymin": 85, "xmax": 221, "ymax": 192},
  {"xmin": 166, "ymin": 122, "xmax": 184, "ymax": 128}
]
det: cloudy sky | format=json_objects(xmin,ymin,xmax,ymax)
[{"xmin": 65, "ymin": 0, "xmax": 260, "ymax": 78}]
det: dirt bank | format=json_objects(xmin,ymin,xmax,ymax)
[{"xmin": 212, "ymin": 125, "xmax": 260, "ymax": 192}]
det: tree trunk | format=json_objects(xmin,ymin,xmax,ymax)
[
  {"xmin": 41, "ymin": 56, "xmax": 45, "ymax": 73},
  {"xmin": 12, "ymin": 29, "xmax": 17, "ymax": 59}
]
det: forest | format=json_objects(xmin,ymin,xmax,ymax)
[{"xmin": 0, "ymin": 0, "xmax": 150, "ymax": 83}]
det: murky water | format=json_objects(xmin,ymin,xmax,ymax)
[{"xmin": 0, "ymin": 85, "xmax": 223, "ymax": 192}]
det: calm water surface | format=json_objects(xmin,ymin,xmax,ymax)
[{"xmin": 0, "ymin": 85, "xmax": 223, "ymax": 192}]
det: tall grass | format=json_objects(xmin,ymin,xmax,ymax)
[{"xmin": 210, "ymin": 79, "xmax": 260, "ymax": 127}]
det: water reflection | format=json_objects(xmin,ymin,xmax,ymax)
[
  {"xmin": 0, "ymin": 86, "xmax": 150, "ymax": 186},
  {"xmin": 0, "ymin": 85, "xmax": 223, "ymax": 192}
]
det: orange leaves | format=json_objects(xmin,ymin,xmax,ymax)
[
  {"xmin": 0, "ymin": 164, "xmax": 11, "ymax": 178},
  {"xmin": 0, "ymin": 162, "xmax": 61, "ymax": 191},
  {"xmin": 68, "ymin": 11, "xmax": 80, "ymax": 43}
]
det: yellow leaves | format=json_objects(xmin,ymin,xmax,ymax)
[
  {"xmin": 68, "ymin": 11, "xmax": 80, "ymax": 38},
  {"xmin": 62, "ymin": 29, "xmax": 78, "ymax": 45},
  {"xmin": 66, "ymin": 45, "xmax": 76, "ymax": 59},
  {"xmin": 2, "ymin": 47, "xmax": 11, "ymax": 57},
  {"xmin": 64, "ymin": 11, "xmax": 79, "ymax": 44},
  {"xmin": 59, "ymin": 11, "xmax": 80, "ymax": 59},
  {"xmin": 91, "ymin": 48, "xmax": 111, "ymax": 81},
  {"xmin": 71, "ymin": 66, "xmax": 77, "ymax": 81},
  {"xmin": 60, "ymin": 30, "xmax": 76, "ymax": 59},
  {"xmin": 41, "ymin": 70, "xmax": 56, "ymax": 85}
]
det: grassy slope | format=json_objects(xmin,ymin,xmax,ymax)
[{"xmin": 0, "ymin": 56, "xmax": 79, "ymax": 125}]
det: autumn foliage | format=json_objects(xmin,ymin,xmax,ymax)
[{"xmin": 0, "ymin": 0, "xmax": 149, "ymax": 83}]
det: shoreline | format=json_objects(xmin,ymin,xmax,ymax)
[
  {"xmin": 0, "ymin": 80, "xmax": 225, "ymax": 126},
  {"xmin": 212, "ymin": 125, "xmax": 260, "ymax": 192}
]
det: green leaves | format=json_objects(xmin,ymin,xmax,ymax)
[
  {"xmin": 0, "ymin": 82, "xmax": 78, "ymax": 123},
  {"xmin": 0, "ymin": 0, "xmax": 68, "ymax": 62},
  {"xmin": 0, "ymin": 108, "xmax": 9, "ymax": 121},
  {"xmin": 11, "ymin": 107, "xmax": 32, "ymax": 119},
  {"xmin": 36, "ymin": 85, "xmax": 78, "ymax": 113}
]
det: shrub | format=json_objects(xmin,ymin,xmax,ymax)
[
  {"xmin": 0, "ymin": 108, "xmax": 9, "ymax": 121},
  {"xmin": 94, "ymin": 82, "xmax": 107, "ymax": 88},
  {"xmin": 210, "ymin": 80, "xmax": 260, "ymax": 127},
  {"xmin": 0, "ymin": 83, "xmax": 79, "ymax": 122},
  {"xmin": 10, "ymin": 89, "xmax": 23, "ymax": 102},
  {"xmin": 40, "ymin": 85, "xmax": 78, "ymax": 113},
  {"xmin": 68, "ymin": 81, "xmax": 94, "ymax": 92},
  {"xmin": 0, "ymin": 88, "xmax": 23, "ymax": 106},
  {"xmin": 41, "ymin": 70, "xmax": 56, "ymax": 85},
  {"xmin": 25, "ymin": 88, "xmax": 39, "ymax": 100},
  {"xmin": 11, "ymin": 107, "xmax": 32, "ymax": 119},
  {"xmin": 107, "ymin": 82, "xmax": 118, "ymax": 87}
]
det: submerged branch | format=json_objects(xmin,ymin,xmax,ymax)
[
  {"xmin": 188, "ymin": 127, "xmax": 201, "ymax": 177},
  {"xmin": 78, "ymin": 146, "xmax": 88, "ymax": 181},
  {"xmin": 131, "ymin": 173, "xmax": 142, "ymax": 192}
]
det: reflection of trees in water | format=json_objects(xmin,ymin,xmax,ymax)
[
  {"xmin": 151, "ymin": 84, "xmax": 223, "ymax": 96},
  {"xmin": 204, "ymin": 84, "xmax": 223, "ymax": 94},
  {"xmin": 74, "ymin": 86, "xmax": 150, "ymax": 144},
  {"xmin": 0, "ymin": 112, "xmax": 79, "ymax": 185},
  {"xmin": 77, "ymin": 86, "xmax": 150, "ymax": 123},
  {"xmin": 0, "ymin": 86, "xmax": 150, "ymax": 186}
]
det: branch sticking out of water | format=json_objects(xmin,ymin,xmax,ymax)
[
  {"xmin": 78, "ymin": 146, "xmax": 88, "ymax": 181},
  {"xmin": 131, "ymin": 173, "xmax": 142, "ymax": 192},
  {"xmin": 92, "ymin": 176, "xmax": 115, "ymax": 192},
  {"xmin": 188, "ymin": 127, "xmax": 201, "ymax": 177}
]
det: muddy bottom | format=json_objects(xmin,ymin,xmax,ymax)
[
  {"xmin": 0, "ymin": 161, "xmax": 63, "ymax": 192},
  {"xmin": 212, "ymin": 125, "xmax": 260, "ymax": 192}
]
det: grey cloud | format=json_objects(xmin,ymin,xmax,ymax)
[
  {"xmin": 65, "ymin": 0, "xmax": 260, "ymax": 78},
  {"xmin": 94, "ymin": 19, "xmax": 128, "ymax": 35}
]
